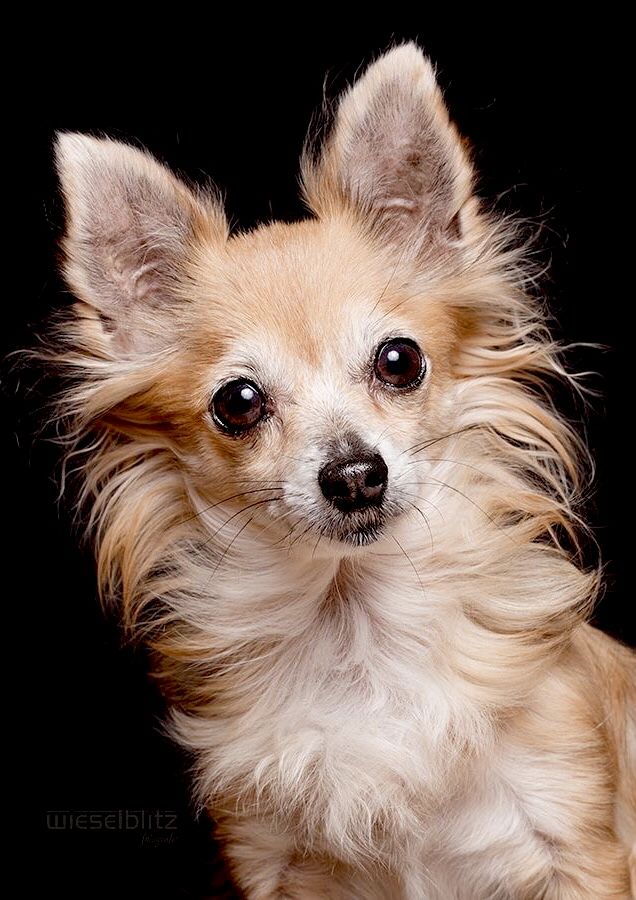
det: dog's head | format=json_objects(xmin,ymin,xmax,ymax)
[{"xmin": 53, "ymin": 45, "xmax": 509, "ymax": 552}]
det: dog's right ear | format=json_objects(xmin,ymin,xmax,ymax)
[
  {"xmin": 302, "ymin": 43, "xmax": 474, "ymax": 258},
  {"xmin": 55, "ymin": 133, "xmax": 228, "ymax": 354}
]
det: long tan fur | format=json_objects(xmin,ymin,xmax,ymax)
[{"xmin": 44, "ymin": 44, "xmax": 634, "ymax": 897}]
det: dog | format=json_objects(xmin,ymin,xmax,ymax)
[{"xmin": 48, "ymin": 43, "xmax": 635, "ymax": 898}]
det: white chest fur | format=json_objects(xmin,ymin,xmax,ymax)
[{"xmin": 168, "ymin": 527, "xmax": 589, "ymax": 895}]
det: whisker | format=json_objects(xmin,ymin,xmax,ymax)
[
  {"xmin": 182, "ymin": 488, "xmax": 282, "ymax": 526},
  {"xmin": 224, "ymin": 479, "xmax": 288, "ymax": 485},
  {"xmin": 287, "ymin": 521, "xmax": 317, "ymax": 552},
  {"xmin": 391, "ymin": 535, "xmax": 427, "ymax": 596},
  {"xmin": 372, "ymin": 293, "xmax": 417, "ymax": 326},
  {"xmin": 311, "ymin": 523, "xmax": 328, "ymax": 559},
  {"xmin": 368, "ymin": 242, "xmax": 411, "ymax": 318},
  {"xmin": 371, "ymin": 423, "xmax": 393, "ymax": 449},
  {"xmin": 397, "ymin": 486, "xmax": 445, "ymax": 520},
  {"xmin": 402, "ymin": 424, "xmax": 485, "ymax": 458},
  {"xmin": 403, "ymin": 457, "xmax": 515, "ymax": 494},
  {"xmin": 401, "ymin": 497, "xmax": 434, "ymax": 552},
  {"xmin": 200, "ymin": 496, "xmax": 282, "ymax": 550},
  {"xmin": 207, "ymin": 515, "xmax": 255, "ymax": 581},
  {"xmin": 420, "ymin": 476, "xmax": 509, "ymax": 535},
  {"xmin": 255, "ymin": 508, "xmax": 297, "ymax": 548},
  {"xmin": 410, "ymin": 457, "xmax": 492, "ymax": 478},
  {"xmin": 270, "ymin": 516, "xmax": 304, "ymax": 549},
  {"xmin": 281, "ymin": 454, "xmax": 314, "ymax": 465}
]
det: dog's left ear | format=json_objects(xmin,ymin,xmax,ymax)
[
  {"xmin": 55, "ymin": 133, "xmax": 228, "ymax": 354},
  {"xmin": 302, "ymin": 43, "xmax": 474, "ymax": 255}
]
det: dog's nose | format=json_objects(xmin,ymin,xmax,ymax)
[{"xmin": 318, "ymin": 451, "xmax": 388, "ymax": 512}]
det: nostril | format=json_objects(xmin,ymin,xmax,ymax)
[
  {"xmin": 365, "ymin": 465, "xmax": 387, "ymax": 489},
  {"xmin": 318, "ymin": 463, "xmax": 348, "ymax": 504},
  {"xmin": 360, "ymin": 456, "xmax": 388, "ymax": 499}
]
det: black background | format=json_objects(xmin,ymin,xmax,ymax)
[{"xmin": 6, "ymin": 21, "xmax": 631, "ymax": 900}]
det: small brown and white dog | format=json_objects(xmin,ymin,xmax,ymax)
[{"xmin": 49, "ymin": 44, "xmax": 635, "ymax": 898}]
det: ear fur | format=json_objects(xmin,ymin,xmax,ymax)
[
  {"xmin": 55, "ymin": 133, "xmax": 227, "ymax": 352},
  {"xmin": 302, "ymin": 43, "xmax": 474, "ymax": 255}
]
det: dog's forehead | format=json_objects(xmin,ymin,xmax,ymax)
[
  {"xmin": 201, "ymin": 218, "xmax": 397, "ymax": 342},
  {"xmin": 226, "ymin": 218, "xmax": 386, "ymax": 280}
]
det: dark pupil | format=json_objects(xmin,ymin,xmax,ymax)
[
  {"xmin": 376, "ymin": 341, "xmax": 423, "ymax": 387},
  {"xmin": 214, "ymin": 381, "xmax": 263, "ymax": 431}
]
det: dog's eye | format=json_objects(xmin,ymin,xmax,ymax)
[
  {"xmin": 211, "ymin": 380, "xmax": 265, "ymax": 434},
  {"xmin": 374, "ymin": 338, "xmax": 426, "ymax": 389}
]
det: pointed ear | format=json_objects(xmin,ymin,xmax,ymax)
[
  {"xmin": 302, "ymin": 43, "xmax": 474, "ymax": 255},
  {"xmin": 55, "ymin": 133, "xmax": 228, "ymax": 352}
]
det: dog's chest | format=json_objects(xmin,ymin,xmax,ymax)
[
  {"xmin": 258, "ymin": 674, "xmax": 558, "ymax": 892},
  {"xmin": 235, "ymin": 604, "xmax": 483, "ymax": 856},
  {"xmin": 200, "ymin": 575, "xmax": 562, "ymax": 886}
]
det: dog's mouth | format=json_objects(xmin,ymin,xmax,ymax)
[
  {"xmin": 313, "ymin": 495, "xmax": 410, "ymax": 548},
  {"xmin": 327, "ymin": 509, "xmax": 387, "ymax": 546},
  {"xmin": 337, "ymin": 522, "xmax": 384, "ymax": 546},
  {"xmin": 280, "ymin": 487, "xmax": 406, "ymax": 550}
]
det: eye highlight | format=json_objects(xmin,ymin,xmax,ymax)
[
  {"xmin": 211, "ymin": 379, "xmax": 266, "ymax": 434},
  {"xmin": 373, "ymin": 338, "xmax": 426, "ymax": 390}
]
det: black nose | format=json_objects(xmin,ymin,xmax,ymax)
[{"xmin": 318, "ymin": 451, "xmax": 388, "ymax": 512}]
